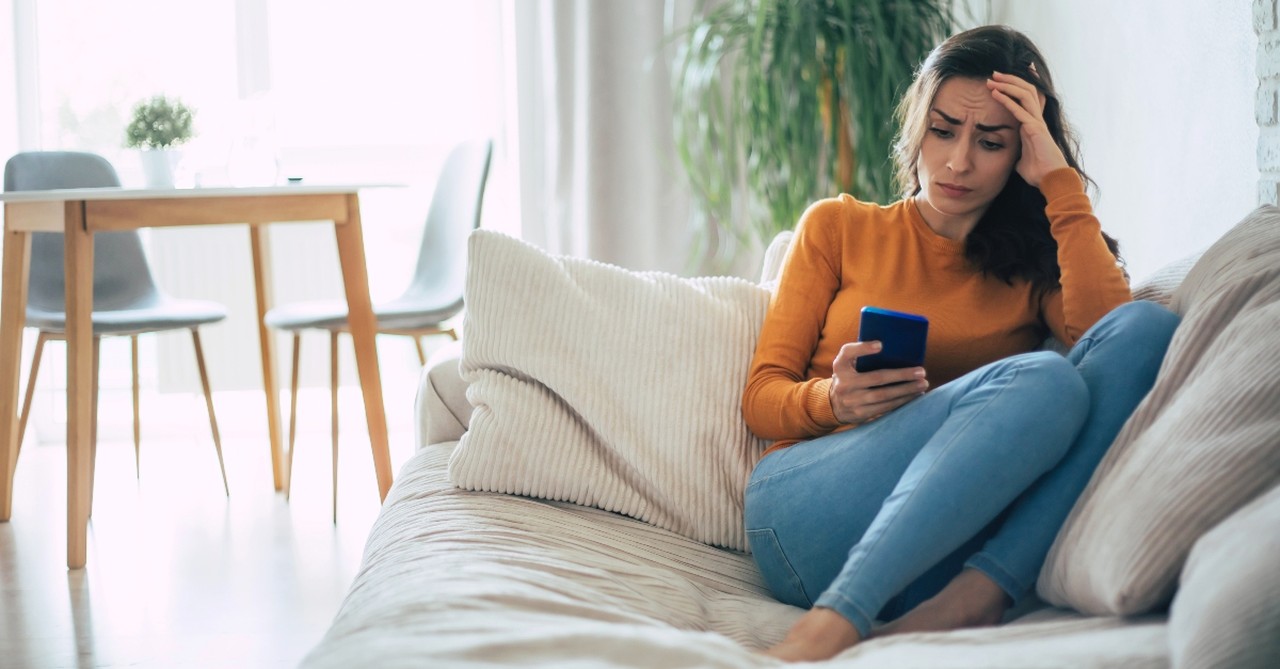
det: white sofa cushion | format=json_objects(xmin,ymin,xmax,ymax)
[
  {"xmin": 1130, "ymin": 250, "xmax": 1203, "ymax": 307},
  {"xmin": 1168, "ymin": 483, "xmax": 1280, "ymax": 669},
  {"xmin": 1039, "ymin": 204, "xmax": 1280, "ymax": 615},
  {"xmin": 447, "ymin": 230, "xmax": 770, "ymax": 551},
  {"xmin": 415, "ymin": 341, "xmax": 470, "ymax": 447}
]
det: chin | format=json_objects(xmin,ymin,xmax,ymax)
[{"xmin": 924, "ymin": 192, "xmax": 967, "ymax": 215}]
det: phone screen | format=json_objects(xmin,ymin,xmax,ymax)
[{"xmin": 854, "ymin": 306, "xmax": 929, "ymax": 373}]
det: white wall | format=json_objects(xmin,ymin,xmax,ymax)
[
  {"xmin": 0, "ymin": 1, "xmax": 16, "ymax": 160},
  {"xmin": 990, "ymin": 0, "xmax": 1258, "ymax": 283}
]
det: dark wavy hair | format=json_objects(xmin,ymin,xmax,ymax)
[{"xmin": 891, "ymin": 25, "xmax": 1123, "ymax": 295}]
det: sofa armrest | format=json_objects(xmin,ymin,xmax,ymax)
[{"xmin": 414, "ymin": 341, "xmax": 472, "ymax": 450}]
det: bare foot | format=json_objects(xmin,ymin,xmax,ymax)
[
  {"xmin": 762, "ymin": 607, "xmax": 862, "ymax": 662},
  {"xmin": 872, "ymin": 568, "xmax": 1012, "ymax": 638}
]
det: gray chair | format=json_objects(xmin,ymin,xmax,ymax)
[
  {"xmin": 265, "ymin": 138, "xmax": 491, "ymax": 520},
  {"xmin": 5, "ymin": 151, "xmax": 230, "ymax": 495}
]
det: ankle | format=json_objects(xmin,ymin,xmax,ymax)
[
  {"xmin": 936, "ymin": 567, "xmax": 1013, "ymax": 626},
  {"xmin": 767, "ymin": 607, "xmax": 862, "ymax": 660},
  {"xmin": 872, "ymin": 571, "xmax": 1012, "ymax": 639},
  {"xmin": 956, "ymin": 568, "xmax": 1013, "ymax": 608},
  {"xmin": 788, "ymin": 607, "xmax": 861, "ymax": 642}
]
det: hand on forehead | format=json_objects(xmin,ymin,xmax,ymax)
[{"xmin": 931, "ymin": 78, "xmax": 1019, "ymax": 132}]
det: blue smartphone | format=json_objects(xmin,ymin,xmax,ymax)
[{"xmin": 855, "ymin": 306, "xmax": 929, "ymax": 373}]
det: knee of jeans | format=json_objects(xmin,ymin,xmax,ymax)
[
  {"xmin": 997, "ymin": 353, "xmax": 1088, "ymax": 469},
  {"xmin": 1098, "ymin": 300, "xmax": 1181, "ymax": 346},
  {"xmin": 1019, "ymin": 352, "xmax": 1090, "ymax": 418}
]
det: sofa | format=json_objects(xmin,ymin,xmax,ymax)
[{"xmin": 301, "ymin": 205, "xmax": 1280, "ymax": 668}]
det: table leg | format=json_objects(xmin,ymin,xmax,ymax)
[
  {"xmin": 249, "ymin": 225, "xmax": 285, "ymax": 491},
  {"xmin": 65, "ymin": 202, "xmax": 93, "ymax": 569},
  {"xmin": 0, "ymin": 228, "xmax": 33, "ymax": 521},
  {"xmin": 333, "ymin": 195, "xmax": 392, "ymax": 501}
]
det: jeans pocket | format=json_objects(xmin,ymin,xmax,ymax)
[{"xmin": 747, "ymin": 527, "xmax": 812, "ymax": 608}]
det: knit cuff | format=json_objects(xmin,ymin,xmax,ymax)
[
  {"xmin": 805, "ymin": 378, "xmax": 842, "ymax": 430},
  {"xmin": 1038, "ymin": 167, "xmax": 1085, "ymax": 201}
]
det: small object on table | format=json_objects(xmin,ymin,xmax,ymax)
[{"xmin": 287, "ymin": 176, "xmax": 304, "ymax": 184}]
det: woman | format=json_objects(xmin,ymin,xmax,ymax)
[{"xmin": 741, "ymin": 25, "xmax": 1180, "ymax": 662}]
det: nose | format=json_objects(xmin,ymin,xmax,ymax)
[{"xmin": 947, "ymin": 142, "xmax": 972, "ymax": 174}]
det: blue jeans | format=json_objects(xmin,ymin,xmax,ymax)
[{"xmin": 743, "ymin": 301, "xmax": 1179, "ymax": 638}]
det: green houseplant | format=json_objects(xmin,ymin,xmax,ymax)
[
  {"xmin": 125, "ymin": 95, "xmax": 196, "ymax": 187},
  {"xmin": 125, "ymin": 95, "xmax": 195, "ymax": 149},
  {"xmin": 672, "ymin": 0, "xmax": 955, "ymax": 264}
]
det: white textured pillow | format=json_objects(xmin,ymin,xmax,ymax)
[
  {"xmin": 1169, "ymin": 483, "xmax": 1280, "ymax": 669},
  {"xmin": 448, "ymin": 230, "xmax": 770, "ymax": 551},
  {"xmin": 1039, "ymin": 205, "xmax": 1280, "ymax": 615},
  {"xmin": 1130, "ymin": 250, "xmax": 1203, "ymax": 309}
]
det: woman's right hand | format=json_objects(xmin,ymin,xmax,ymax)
[{"xmin": 829, "ymin": 341, "xmax": 929, "ymax": 424}]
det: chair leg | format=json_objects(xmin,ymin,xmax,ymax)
[
  {"xmin": 131, "ymin": 335, "xmax": 140, "ymax": 479},
  {"xmin": 16, "ymin": 331, "xmax": 48, "ymax": 463},
  {"xmin": 330, "ymin": 331, "xmax": 339, "ymax": 525},
  {"xmin": 89, "ymin": 337, "xmax": 100, "ymax": 518},
  {"xmin": 413, "ymin": 336, "xmax": 426, "ymax": 366},
  {"xmin": 192, "ymin": 329, "xmax": 229, "ymax": 496},
  {"xmin": 446, "ymin": 328, "xmax": 458, "ymax": 342},
  {"xmin": 285, "ymin": 333, "xmax": 300, "ymax": 501}
]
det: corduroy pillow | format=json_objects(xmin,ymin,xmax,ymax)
[
  {"xmin": 1168, "ymin": 483, "xmax": 1280, "ymax": 669},
  {"xmin": 448, "ymin": 231, "xmax": 770, "ymax": 552},
  {"xmin": 1038, "ymin": 205, "xmax": 1280, "ymax": 615}
]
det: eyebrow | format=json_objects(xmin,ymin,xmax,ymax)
[{"xmin": 931, "ymin": 108, "xmax": 1013, "ymax": 133}]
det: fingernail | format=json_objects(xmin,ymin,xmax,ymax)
[
  {"xmin": 873, "ymin": 342, "xmax": 883, "ymax": 351},
  {"xmin": 914, "ymin": 369, "xmax": 926, "ymax": 378}
]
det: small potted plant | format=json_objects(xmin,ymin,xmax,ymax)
[{"xmin": 125, "ymin": 95, "xmax": 196, "ymax": 188}]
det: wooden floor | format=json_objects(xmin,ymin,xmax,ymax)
[{"xmin": 0, "ymin": 383, "xmax": 420, "ymax": 669}]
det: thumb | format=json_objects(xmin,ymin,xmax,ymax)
[{"xmin": 834, "ymin": 340, "xmax": 882, "ymax": 369}]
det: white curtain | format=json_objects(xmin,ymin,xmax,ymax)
[{"xmin": 509, "ymin": 0, "xmax": 701, "ymax": 275}]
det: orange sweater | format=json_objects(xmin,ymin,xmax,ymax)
[{"xmin": 742, "ymin": 168, "xmax": 1131, "ymax": 457}]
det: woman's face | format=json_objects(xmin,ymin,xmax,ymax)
[{"xmin": 915, "ymin": 76, "xmax": 1021, "ymax": 232}]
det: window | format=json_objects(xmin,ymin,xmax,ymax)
[
  {"xmin": 30, "ymin": 0, "xmax": 238, "ymax": 184},
  {"xmin": 11, "ymin": 0, "xmax": 506, "ymax": 442}
]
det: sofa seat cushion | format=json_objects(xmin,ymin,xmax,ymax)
[
  {"xmin": 1039, "ymin": 204, "xmax": 1280, "ymax": 615},
  {"xmin": 303, "ymin": 443, "xmax": 1171, "ymax": 668}
]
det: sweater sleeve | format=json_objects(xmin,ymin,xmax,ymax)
[
  {"xmin": 741, "ymin": 199, "xmax": 846, "ymax": 441},
  {"xmin": 1037, "ymin": 168, "xmax": 1132, "ymax": 346}
]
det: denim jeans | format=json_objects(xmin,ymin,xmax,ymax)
[{"xmin": 743, "ymin": 301, "xmax": 1180, "ymax": 638}]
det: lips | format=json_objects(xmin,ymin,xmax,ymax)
[{"xmin": 937, "ymin": 182, "xmax": 972, "ymax": 197}]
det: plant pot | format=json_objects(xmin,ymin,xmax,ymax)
[{"xmin": 139, "ymin": 149, "xmax": 182, "ymax": 188}]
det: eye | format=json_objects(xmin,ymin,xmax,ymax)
[
  {"xmin": 929, "ymin": 127, "xmax": 953, "ymax": 139},
  {"xmin": 979, "ymin": 139, "xmax": 1005, "ymax": 151}
]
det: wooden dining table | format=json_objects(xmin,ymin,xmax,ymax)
[{"xmin": 0, "ymin": 184, "xmax": 396, "ymax": 569}]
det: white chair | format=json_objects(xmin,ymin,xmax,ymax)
[
  {"xmin": 264, "ymin": 139, "xmax": 492, "ymax": 520},
  {"xmin": 5, "ymin": 151, "xmax": 230, "ymax": 496}
]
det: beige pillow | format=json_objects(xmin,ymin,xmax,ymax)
[
  {"xmin": 1038, "ymin": 205, "xmax": 1280, "ymax": 615},
  {"xmin": 448, "ymin": 231, "xmax": 770, "ymax": 552},
  {"xmin": 1169, "ymin": 483, "xmax": 1280, "ymax": 669},
  {"xmin": 1171, "ymin": 205, "xmax": 1280, "ymax": 314}
]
